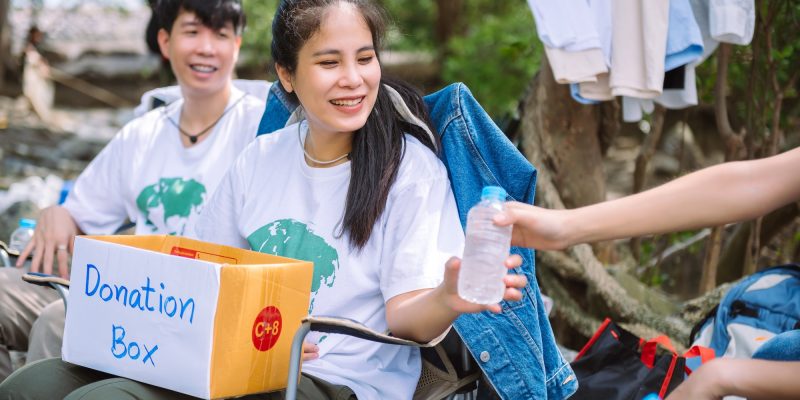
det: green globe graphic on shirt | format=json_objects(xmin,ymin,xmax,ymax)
[
  {"xmin": 247, "ymin": 219, "xmax": 339, "ymax": 313},
  {"xmin": 136, "ymin": 177, "xmax": 206, "ymax": 236}
]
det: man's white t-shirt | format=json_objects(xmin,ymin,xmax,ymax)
[
  {"xmin": 195, "ymin": 121, "xmax": 464, "ymax": 400},
  {"xmin": 64, "ymin": 87, "xmax": 265, "ymax": 237}
]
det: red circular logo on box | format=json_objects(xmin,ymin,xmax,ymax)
[{"xmin": 252, "ymin": 306, "xmax": 282, "ymax": 351}]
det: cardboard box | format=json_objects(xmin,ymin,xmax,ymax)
[{"xmin": 62, "ymin": 235, "xmax": 313, "ymax": 399}]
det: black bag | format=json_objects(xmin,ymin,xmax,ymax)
[{"xmin": 570, "ymin": 319, "xmax": 685, "ymax": 400}]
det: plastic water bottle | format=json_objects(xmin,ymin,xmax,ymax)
[
  {"xmin": 9, "ymin": 218, "xmax": 36, "ymax": 253},
  {"xmin": 458, "ymin": 186, "xmax": 512, "ymax": 304}
]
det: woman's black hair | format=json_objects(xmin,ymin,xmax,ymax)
[
  {"xmin": 155, "ymin": 0, "xmax": 246, "ymax": 34},
  {"xmin": 272, "ymin": 0, "xmax": 439, "ymax": 250}
]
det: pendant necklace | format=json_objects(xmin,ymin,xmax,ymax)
[
  {"xmin": 166, "ymin": 95, "xmax": 246, "ymax": 144},
  {"xmin": 297, "ymin": 122, "xmax": 351, "ymax": 165}
]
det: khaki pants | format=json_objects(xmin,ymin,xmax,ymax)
[
  {"xmin": 0, "ymin": 268, "xmax": 60, "ymax": 381},
  {"xmin": 0, "ymin": 358, "xmax": 356, "ymax": 400}
]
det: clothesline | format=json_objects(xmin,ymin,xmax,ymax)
[{"xmin": 526, "ymin": 0, "xmax": 754, "ymax": 122}]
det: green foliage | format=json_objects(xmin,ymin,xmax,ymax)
[
  {"xmin": 442, "ymin": 0, "xmax": 541, "ymax": 118},
  {"xmin": 238, "ymin": 0, "xmax": 542, "ymax": 118},
  {"xmin": 379, "ymin": 0, "xmax": 436, "ymax": 51},
  {"xmin": 695, "ymin": 1, "xmax": 800, "ymax": 151},
  {"xmin": 240, "ymin": 1, "xmax": 279, "ymax": 71}
]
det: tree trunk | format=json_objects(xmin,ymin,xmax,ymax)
[
  {"xmin": 435, "ymin": 0, "xmax": 464, "ymax": 58},
  {"xmin": 517, "ymin": 55, "xmax": 619, "ymax": 261},
  {"xmin": 0, "ymin": 0, "xmax": 10, "ymax": 91},
  {"xmin": 522, "ymin": 56, "xmax": 607, "ymax": 209}
]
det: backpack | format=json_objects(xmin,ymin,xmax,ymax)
[{"xmin": 690, "ymin": 264, "xmax": 800, "ymax": 358}]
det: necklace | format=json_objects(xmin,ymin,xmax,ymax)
[
  {"xmin": 297, "ymin": 122, "xmax": 351, "ymax": 165},
  {"xmin": 165, "ymin": 94, "xmax": 246, "ymax": 144}
]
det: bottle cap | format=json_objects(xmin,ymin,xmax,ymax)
[
  {"xmin": 481, "ymin": 186, "xmax": 507, "ymax": 201},
  {"xmin": 19, "ymin": 218, "xmax": 37, "ymax": 229}
]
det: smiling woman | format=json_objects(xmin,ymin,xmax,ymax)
[{"xmin": 190, "ymin": 1, "xmax": 526, "ymax": 399}]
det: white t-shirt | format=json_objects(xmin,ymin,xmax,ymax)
[
  {"xmin": 527, "ymin": 0, "xmax": 602, "ymax": 52},
  {"xmin": 195, "ymin": 121, "xmax": 464, "ymax": 400},
  {"xmin": 64, "ymin": 87, "xmax": 265, "ymax": 237}
]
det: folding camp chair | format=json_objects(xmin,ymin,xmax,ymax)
[{"xmin": 286, "ymin": 317, "xmax": 481, "ymax": 400}]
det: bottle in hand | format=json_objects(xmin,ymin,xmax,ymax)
[
  {"xmin": 9, "ymin": 218, "xmax": 36, "ymax": 253},
  {"xmin": 458, "ymin": 186, "xmax": 512, "ymax": 304}
]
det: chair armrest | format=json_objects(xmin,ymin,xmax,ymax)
[
  {"xmin": 286, "ymin": 316, "xmax": 451, "ymax": 400},
  {"xmin": 22, "ymin": 272, "xmax": 71, "ymax": 289},
  {"xmin": 304, "ymin": 316, "xmax": 449, "ymax": 347},
  {"xmin": 0, "ymin": 240, "xmax": 18, "ymax": 267},
  {"xmin": 22, "ymin": 272, "xmax": 71, "ymax": 312},
  {"xmin": 0, "ymin": 240, "xmax": 19, "ymax": 257}
]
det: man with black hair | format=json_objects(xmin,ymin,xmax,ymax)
[{"xmin": 0, "ymin": 0, "xmax": 263, "ymax": 382}]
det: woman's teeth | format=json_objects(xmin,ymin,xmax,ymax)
[
  {"xmin": 331, "ymin": 98, "xmax": 363, "ymax": 106},
  {"xmin": 191, "ymin": 65, "xmax": 216, "ymax": 73}
]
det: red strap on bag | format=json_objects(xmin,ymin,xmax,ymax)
[
  {"xmin": 682, "ymin": 345, "xmax": 715, "ymax": 375},
  {"xmin": 640, "ymin": 335, "xmax": 677, "ymax": 368},
  {"xmin": 575, "ymin": 318, "xmax": 613, "ymax": 361},
  {"xmin": 659, "ymin": 354, "xmax": 680, "ymax": 398},
  {"xmin": 683, "ymin": 345, "xmax": 715, "ymax": 362}
]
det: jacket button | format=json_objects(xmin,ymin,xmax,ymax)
[{"xmin": 479, "ymin": 351, "xmax": 490, "ymax": 363}]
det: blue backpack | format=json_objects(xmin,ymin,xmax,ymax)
[{"xmin": 690, "ymin": 264, "xmax": 800, "ymax": 358}]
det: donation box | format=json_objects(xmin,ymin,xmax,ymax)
[{"xmin": 62, "ymin": 235, "xmax": 313, "ymax": 399}]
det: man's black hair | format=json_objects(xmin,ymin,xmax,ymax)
[{"xmin": 155, "ymin": 0, "xmax": 246, "ymax": 34}]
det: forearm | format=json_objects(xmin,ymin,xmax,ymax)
[
  {"xmin": 716, "ymin": 359, "xmax": 800, "ymax": 400},
  {"xmin": 568, "ymin": 149, "xmax": 800, "ymax": 245},
  {"xmin": 385, "ymin": 286, "xmax": 459, "ymax": 343}
]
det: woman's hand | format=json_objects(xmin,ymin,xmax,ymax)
[
  {"xmin": 385, "ymin": 254, "xmax": 528, "ymax": 342},
  {"xmin": 440, "ymin": 255, "xmax": 528, "ymax": 315},
  {"xmin": 302, "ymin": 341, "xmax": 319, "ymax": 362},
  {"xmin": 493, "ymin": 202, "xmax": 572, "ymax": 250}
]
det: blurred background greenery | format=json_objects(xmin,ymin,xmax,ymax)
[{"xmin": 241, "ymin": 0, "xmax": 542, "ymax": 119}]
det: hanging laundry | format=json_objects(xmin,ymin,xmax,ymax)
[
  {"xmin": 575, "ymin": 0, "xmax": 671, "ymax": 102},
  {"xmin": 652, "ymin": 0, "xmax": 754, "ymax": 114},
  {"xmin": 623, "ymin": 0, "xmax": 704, "ymax": 122},
  {"xmin": 709, "ymin": 0, "xmax": 755, "ymax": 45},
  {"xmin": 663, "ymin": 66, "xmax": 687, "ymax": 90},
  {"xmin": 665, "ymin": 0, "xmax": 705, "ymax": 72},
  {"xmin": 571, "ymin": 0, "xmax": 613, "ymax": 103},
  {"xmin": 607, "ymin": 0, "xmax": 671, "ymax": 99},
  {"xmin": 544, "ymin": 47, "xmax": 607, "ymax": 85},
  {"xmin": 527, "ymin": 0, "xmax": 607, "ymax": 84},
  {"xmin": 526, "ymin": 0, "xmax": 755, "ymax": 123}
]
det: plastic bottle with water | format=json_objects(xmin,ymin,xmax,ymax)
[
  {"xmin": 458, "ymin": 186, "xmax": 512, "ymax": 304},
  {"xmin": 9, "ymin": 218, "xmax": 36, "ymax": 253}
]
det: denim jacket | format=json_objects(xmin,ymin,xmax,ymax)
[{"xmin": 257, "ymin": 82, "xmax": 577, "ymax": 399}]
